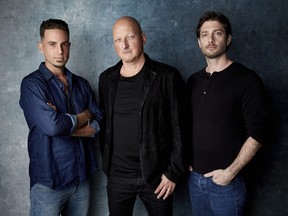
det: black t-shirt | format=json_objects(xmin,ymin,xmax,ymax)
[{"xmin": 111, "ymin": 67, "xmax": 145, "ymax": 178}]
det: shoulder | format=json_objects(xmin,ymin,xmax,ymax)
[
  {"xmin": 145, "ymin": 57, "xmax": 184, "ymax": 84},
  {"xmin": 100, "ymin": 61, "xmax": 122, "ymax": 80},
  {"xmin": 21, "ymin": 69, "xmax": 46, "ymax": 87},
  {"xmin": 187, "ymin": 68, "xmax": 205, "ymax": 84},
  {"xmin": 231, "ymin": 62, "xmax": 263, "ymax": 83},
  {"xmin": 149, "ymin": 58, "xmax": 179, "ymax": 75},
  {"xmin": 69, "ymin": 72, "xmax": 94, "ymax": 95},
  {"xmin": 71, "ymin": 72, "xmax": 89, "ymax": 85},
  {"xmin": 225, "ymin": 63, "xmax": 265, "ymax": 95}
]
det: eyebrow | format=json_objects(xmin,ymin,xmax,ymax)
[
  {"xmin": 201, "ymin": 28, "xmax": 224, "ymax": 33},
  {"xmin": 47, "ymin": 41, "xmax": 70, "ymax": 44}
]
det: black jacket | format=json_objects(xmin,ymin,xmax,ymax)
[{"xmin": 98, "ymin": 54, "xmax": 188, "ymax": 185}]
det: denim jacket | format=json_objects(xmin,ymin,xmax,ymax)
[{"xmin": 20, "ymin": 63, "xmax": 102, "ymax": 189}]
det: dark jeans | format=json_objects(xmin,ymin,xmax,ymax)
[
  {"xmin": 107, "ymin": 175, "xmax": 173, "ymax": 216},
  {"xmin": 188, "ymin": 171, "xmax": 247, "ymax": 216}
]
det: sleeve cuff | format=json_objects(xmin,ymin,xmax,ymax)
[
  {"xmin": 89, "ymin": 120, "xmax": 100, "ymax": 135},
  {"xmin": 65, "ymin": 114, "xmax": 78, "ymax": 134}
]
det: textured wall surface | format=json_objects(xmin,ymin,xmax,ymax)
[{"xmin": 0, "ymin": 0, "xmax": 287, "ymax": 215}]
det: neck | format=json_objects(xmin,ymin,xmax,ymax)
[
  {"xmin": 205, "ymin": 55, "xmax": 233, "ymax": 73},
  {"xmin": 45, "ymin": 63, "xmax": 67, "ymax": 87},
  {"xmin": 121, "ymin": 54, "xmax": 145, "ymax": 77},
  {"xmin": 45, "ymin": 63, "xmax": 65, "ymax": 77}
]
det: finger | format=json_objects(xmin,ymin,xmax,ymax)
[
  {"xmin": 156, "ymin": 188, "xmax": 167, "ymax": 199},
  {"xmin": 204, "ymin": 171, "xmax": 214, "ymax": 177},
  {"xmin": 154, "ymin": 184, "xmax": 163, "ymax": 194},
  {"xmin": 163, "ymin": 188, "xmax": 173, "ymax": 200},
  {"xmin": 154, "ymin": 178, "xmax": 166, "ymax": 194}
]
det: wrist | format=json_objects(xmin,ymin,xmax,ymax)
[
  {"xmin": 225, "ymin": 167, "xmax": 237, "ymax": 180},
  {"xmin": 84, "ymin": 110, "xmax": 93, "ymax": 125}
]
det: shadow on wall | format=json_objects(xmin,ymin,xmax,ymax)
[{"xmin": 243, "ymin": 88, "xmax": 287, "ymax": 216}]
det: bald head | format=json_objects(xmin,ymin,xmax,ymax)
[
  {"xmin": 112, "ymin": 16, "xmax": 143, "ymax": 36},
  {"xmin": 111, "ymin": 16, "xmax": 146, "ymax": 67}
]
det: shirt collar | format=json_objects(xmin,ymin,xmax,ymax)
[{"xmin": 39, "ymin": 62, "xmax": 72, "ymax": 84}]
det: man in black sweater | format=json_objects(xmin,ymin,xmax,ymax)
[{"xmin": 187, "ymin": 11, "xmax": 268, "ymax": 216}]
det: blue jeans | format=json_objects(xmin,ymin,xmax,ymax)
[
  {"xmin": 30, "ymin": 181, "xmax": 90, "ymax": 216},
  {"xmin": 107, "ymin": 175, "xmax": 173, "ymax": 216},
  {"xmin": 188, "ymin": 171, "xmax": 247, "ymax": 216}
]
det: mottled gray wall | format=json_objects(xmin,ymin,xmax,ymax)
[{"xmin": 0, "ymin": 0, "xmax": 287, "ymax": 215}]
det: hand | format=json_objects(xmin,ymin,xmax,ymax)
[
  {"xmin": 47, "ymin": 101, "xmax": 57, "ymax": 111},
  {"xmin": 188, "ymin": 165, "xmax": 193, "ymax": 171},
  {"xmin": 83, "ymin": 109, "xmax": 93, "ymax": 121},
  {"xmin": 154, "ymin": 174, "xmax": 176, "ymax": 200},
  {"xmin": 76, "ymin": 109, "xmax": 93, "ymax": 129},
  {"xmin": 72, "ymin": 125, "xmax": 96, "ymax": 137},
  {"xmin": 204, "ymin": 169, "xmax": 233, "ymax": 185}
]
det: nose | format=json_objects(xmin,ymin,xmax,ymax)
[
  {"xmin": 208, "ymin": 34, "xmax": 215, "ymax": 44},
  {"xmin": 122, "ymin": 38, "xmax": 129, "ymax": 49},
  {"xmin": 56, "ymin": 44, "xmax": 63, "ymax": 53}
]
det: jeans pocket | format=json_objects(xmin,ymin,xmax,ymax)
[
  {"xmin": 209, "ymin": 177, "xmax": 232, "ymax": 187},
  {"xmin": 34, "ymin": 183, "xmax": 52, "ymax": 192},
  {"xmin": 208, "ymin": 177, "xmax": 237, "ymax": 196}
]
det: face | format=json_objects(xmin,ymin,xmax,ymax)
[
  {"xmin": 112, "ymin": 18, "xmax": 146, "ymax": 63},
  {"xmin": 198, "ymin": 20, "xmax": 231, "ymax": 59},
  {"xmin": 38, "ymin": 29, "xmax": 70, "ymax": 71}
]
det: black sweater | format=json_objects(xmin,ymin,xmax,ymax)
[{"xmin": 187, "ymin": 62, "xmax": 267, "ymax": 174}]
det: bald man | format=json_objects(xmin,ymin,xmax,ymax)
[{"xmin": 98, "ymin": 16, "xmax": 188, "ymax": 216}]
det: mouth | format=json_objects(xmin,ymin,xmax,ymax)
[
  {"xmin": 122, "ymin": 48, "xmax": 132, "ymax": 53},
  {"xmin": 55, "ymin": 58, "xmax": 65, "ymax": 61},
  {"xmin": 206, "ymin": 45, "xmax": 217, "ymax": 51}
]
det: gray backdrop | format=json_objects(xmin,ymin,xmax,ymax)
[{"xmin": 0, "ymin": 0, "xmax": 287, "ymax": 215}]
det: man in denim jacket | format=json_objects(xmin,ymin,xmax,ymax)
[{"xmin": 20, "ymin": 19, "xmax": 102, "ymax": 216}]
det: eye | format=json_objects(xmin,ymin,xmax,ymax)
[
  {"xmin": 62, "ymin": 42, "xmax": 71, "ymax": 48},
  {"xmin": 127, "ymin": 35, "xmax": 135, "ymax": 40},
  {"xmin": 48, "ymin": 42, "xmax": 57, "ymax": 47},
  {"xmin": 201, "ymin": 33, "xmax": 207, "ymax": 38},
  {"xmin": 114, "ymin": 38, "xmax": 121, "ymax": 43},
  {"xmin": 215, "ymin": 31, "xmax": 223, "ymax": 36}
]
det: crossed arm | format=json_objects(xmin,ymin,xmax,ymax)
[
  {"xmin": 72, "ymin": 109, "xmax": 96, "ymax": 137},
  {"xmin": 47, "ymin": 102, "xmax": 96, "ymax": 137}
]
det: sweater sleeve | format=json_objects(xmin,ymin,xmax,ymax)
[{"xmin": 242, "ymin": 72, "xmax": 268, "ymax": 145}]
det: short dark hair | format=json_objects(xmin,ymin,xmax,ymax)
[
  {"xmin": 196, "ymin": 11, "xmax": 232, "ymax": 38},
  {"xmin": 40, "ymin": 19, "xmax": 69, "ymax": 40}
]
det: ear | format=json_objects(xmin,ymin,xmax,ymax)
[
  {"xmin": 142, "ymin": 33, "xmax": 147, "ymax": 45},
  {"xmin": 226, "ymin": 35, "xmax": 232, "ymax": 47},
  {"xmin": 197, "ymin": 38, "xmax": 202, "ymax": 48},
  {"xmin": 38, "ymin": 42, "xmax": 44, "ymax": 54}
]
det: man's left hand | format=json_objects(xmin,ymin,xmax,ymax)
[
  {"xmin": 204, "ymin": 169, "xmax": 233, "ymax": 186},
  {"xmin": 154, "ymin": 174, "xmax": 176, "ymax": 200}
]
